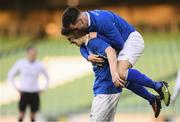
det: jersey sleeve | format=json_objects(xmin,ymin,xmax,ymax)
[
  {"xmin": 80, "ymin": 45, "xmax": 89, "ymax": 60},
  {"xmin": 89, "ymin": 38, "xmax": 110, "ymax": 55},
  {"xmin": 99, "ymin": 20, "xmax": 124, "ymax": 50},
  {"xmin": 8, "ymin": 61, "xmax": 20, "ymax": 88}
]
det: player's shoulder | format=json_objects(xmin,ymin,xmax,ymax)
[
  {"xmin": 88, "ymin": 9, "xmax": 110, "ymax": 13},
  {"xmin": 88, "ymin": 38, "xmax": 103, "ymax": 45},
  {"xmin": 88, "ymin": 10, "xmax": 111, "ymax": 18},
  {"xmin": 89, "ymin": 10, "xmax": 113, "ymax": 26},
  {"xmin": 88, "ymin": 38, "xmax": 108, "ymax": 48}
]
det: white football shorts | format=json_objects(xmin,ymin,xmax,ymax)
[{"xmin": 117, "ymin": 31, "xmax": 145, "ymax": 66}]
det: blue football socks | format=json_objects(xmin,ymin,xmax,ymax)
[
  {"xmin": 126, "ymin": 82, "xmax": 155, "ymax": 104},
  {"xmin": 126, "ymin": 69, "xmax": 162, "ymax": 91}
]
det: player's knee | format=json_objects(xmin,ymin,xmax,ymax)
[
  {"xmin": 118, "ymin": 70, "xmax": 126, "ymax": 81},
  {"xmin": 117, "ymin": 60, "xmax": 131, "ymax": 80}
]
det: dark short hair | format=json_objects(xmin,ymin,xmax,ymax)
[
  {"xmin": 61, "ymin": 27, "xmax": 73, "ymax": 35},
  {"xmin": 62, "ymin": 7, "xmax": 80, "ymax": 29},
  {"xmin": 61, "ymin": 27, "xmax": 88, "ymax": 39}
]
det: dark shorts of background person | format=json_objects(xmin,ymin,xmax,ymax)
[{"xmin": 19, "ymin": 92, "xmax": 40, "ymax": 113}]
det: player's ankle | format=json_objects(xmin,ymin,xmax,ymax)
[
  {"xmin": 149, "ymin": 96, "xmax": 156, "ymax": 105},
  {"xmin": 155, "ymin": 82, "xmax": 163, "ymax": 91}
]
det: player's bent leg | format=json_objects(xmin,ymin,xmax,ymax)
[
  {"xmin": 89, "ymin": 93, "xmax": 120, "ymax": 122},
  {"xmin": 117, "ymin": 60, "xmax": 160, "ymax": 89},
  {"xmin": 117, "ymin": 59, "xmax": 171, "ymax": 106},
  {"xmin": 117, "ymin": 31, "xmax": 144, "ymax": 85},
  {"xmin": 126, "ymin": 68, "xmax": 162, "ymax": 90},
  {"xmin": 125, "ymin": 68, "xmax": 171, "ymax": 106},
  {"xmin": 117, "ymin": 60, "xmax": 171, "ymax": 106},
  {"xmin": 117, "ymin": 60, "xmax": 162, "ymax": 117},
  {"xmin": 126, "ymin": 83, "xmax": 154, "ymax": 104}
]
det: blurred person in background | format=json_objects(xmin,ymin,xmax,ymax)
[
  {"xmin": 171, "ymin": 69, "xmax": 180, "ymax": 104},
  {"xmin": 8, "ymin": 46, "xmax": 49, "ymax": 122}
]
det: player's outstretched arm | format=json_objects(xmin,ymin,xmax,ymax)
[{"xmin": 105, "ymin": 46, "xmax": 125, "ymax": 87}]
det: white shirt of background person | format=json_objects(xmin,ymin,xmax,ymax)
[{"xmin": 8, "ymin": 47, "xmax": 49, "ymax": 93}]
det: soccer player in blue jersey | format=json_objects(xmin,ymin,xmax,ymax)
[
  {"xmin": 61, "ymin": 7, "xmax": 171, "ymax": 107},
  {"xmin": 63, "ymin": 30, "xmax": 162, "ymax": 119}
]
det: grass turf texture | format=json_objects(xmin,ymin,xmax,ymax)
[{"xmin": 0, "ymin": 74, "xmax": 179, "ymax": 118}]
